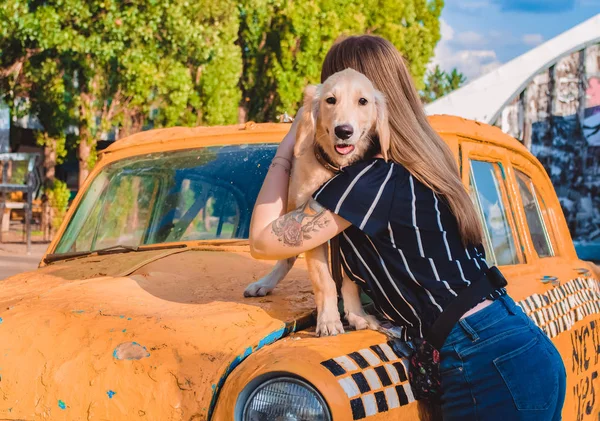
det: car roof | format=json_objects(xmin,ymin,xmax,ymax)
[
  {"xmin": 101, "ymin": 122, "xmax": 287, "ymax": 155},
  {"xmin": 429, "ymin": 114, "xmax": 529, "ymax": 155},
  {"xmin": 100, "ymin": 115, "xmax": 529, "ymax": 157}
]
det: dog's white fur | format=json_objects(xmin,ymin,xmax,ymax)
[{"xmin": 245, "ymin": 68, "xmax": 389, "ymax": 336}]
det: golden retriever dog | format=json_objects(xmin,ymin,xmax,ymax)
[{"xmin": 244, "ymin": 68, "xmax": 390, "ymax": 336}]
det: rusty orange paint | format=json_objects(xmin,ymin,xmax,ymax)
[
  {"xmin": 1, "ymin": 115, "xmax": 598, "ymax": 420},
  {"xmin": 0, "ymin": 250, "xmax": 315, "ymax": 420},
  {"xmin": 212, "ymin": 329, "xmax": 422, "ymax": 420}
]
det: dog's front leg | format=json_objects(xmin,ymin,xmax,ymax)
[
  {"xmin": 306, "ymin": 244, "xmax": 344, "ymax": 336},
  {"xmin": 341, "ymin": 275, "xmax": 380, "ymax": 331},
  {"xmin": 244, "ymin": 257, "xmax": 297, "ymax": 297}
]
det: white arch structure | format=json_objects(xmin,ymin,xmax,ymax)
[{"xmin": 425, "ymin": 13, "xmax": 600, "ymax": 124}]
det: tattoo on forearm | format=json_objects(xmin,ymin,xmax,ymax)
[{"xmin": 271, "ymin": 200, "xmax": 330, "ymax": 247}]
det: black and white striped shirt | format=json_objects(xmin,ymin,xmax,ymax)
[{"xmin": 313, "ymin": 158, "xmax": 505, "ymax": 340}]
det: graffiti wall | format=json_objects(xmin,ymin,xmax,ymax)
[
  {"xmin": 570, "ymin": 318, "xmax": 600, "ymax": 421},
  {"xmin": 494, "ymin": 43, "xmax": 600, "ymax": 260}
]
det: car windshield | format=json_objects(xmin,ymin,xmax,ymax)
[{"xmin": 53, "ymin": 144, "xmax": 277, "ymax": 254}]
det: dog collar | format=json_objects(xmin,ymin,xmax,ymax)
[{"xmin": 314, "ymin": 145, "xmax": 341, "ymax": 173}]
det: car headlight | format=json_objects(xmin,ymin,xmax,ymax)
[{"xmin": 242, "ymin": 376, "xmax": 331, "ymax": 421}]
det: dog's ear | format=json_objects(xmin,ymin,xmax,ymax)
[
  {"xmin": 294, "ymin": 84, "xmax": 320, "ymax": 158},
  {"xmin": 374, "ymin": 90, "xmax": 391, "ymax": 161}
]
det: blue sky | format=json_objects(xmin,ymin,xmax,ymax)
[{"xmin": 433, "ymin": 1, "xmax": 600, "ymax": 80}]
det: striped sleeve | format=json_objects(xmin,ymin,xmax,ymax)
[{"xmin": 312, "ymin": 160, "xmax": 396, "ymax": 237}]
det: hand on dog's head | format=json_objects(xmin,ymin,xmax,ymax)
[{"xmin": 294, "ymin": 68, "xmax": 390, "ymax": 168}]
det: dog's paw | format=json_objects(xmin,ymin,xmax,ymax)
[
  {"xmin": 347, "ymin": 312, "xmax": 380, "ymax": 331},
  {"xmin": 243, "ymin": 281, "xmax": 274, "ymax": 297},
  {"xmin": 316, "ymin": 315, "xmax": 345, "ymax": 337}
]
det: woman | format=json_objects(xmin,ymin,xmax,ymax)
[{"xmin": 249, "ymin": 35, "xmax": 566, "ymax": 420}]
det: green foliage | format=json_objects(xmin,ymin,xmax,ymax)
[
  {"xmin": 421, "ymin": 65, "xmax": 447, "ymax": 104},
  {"xmin": 446, "ymin": 68, "xmax": 467, "ymax": 91},
  {"xmin": 420, "ymin": 65, "xmax": 467, "ymax": 104},
  {"xmin": 9, "ymin": 161, "xmax": 28, "ymax": 185},
  {"xmin": 239, "ymin": 0, "xmax": 444, "ymax": 121},
  {"xmin": 36, "ymin": 132, "xmax": 67, "ymax": 164},
  {"xmin": 1, "ymin": 0, "xmax": 242, "ymax": 182},
  {"xmin": 2, "ymin": 0, "xmax": 445, "ymax": 187},
  {"xmin": 46, "ymin": 179, "xmax": 70, "ymax": 230}
]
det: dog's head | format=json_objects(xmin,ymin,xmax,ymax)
[{"xmin": 295, "ymin": 68, "xmax": 390, "ymax": 168}]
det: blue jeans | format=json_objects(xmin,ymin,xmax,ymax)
[{"xmin": 440, "ymin": 294, "xmax": 566, "ymax": 420}]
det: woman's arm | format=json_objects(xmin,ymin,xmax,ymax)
[
  {"xmin": 250, "ymin": 198, "xmax": 351, "ymax": 260},
  {"xmin": 249, "ymin": 111, "xmax": 351, "ymax": 260}
]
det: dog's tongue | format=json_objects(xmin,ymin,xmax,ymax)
[{"xmin": 335, "ymin": 144, "xmax": 355, "ymax": 155}]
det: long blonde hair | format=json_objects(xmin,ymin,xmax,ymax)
[{"xmin": 321, "ymin": 35, "xmax": 482, "ymax": 245}]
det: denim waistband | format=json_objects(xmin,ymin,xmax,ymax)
[{"xmin": 443, "ymin": 294, "xmax": 520, "ymax": 347}]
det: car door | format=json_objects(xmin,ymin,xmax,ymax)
[
  {"xmin": 462, "ymin": 138, "xmax": 600, "ymax": 421},
  {"xmin": 507, "ymin": 152, "xmax": 600, "ymax": 421},
  {"xmin": 460, "ymin": 141, "xmax": 538, "ymax": 288}
]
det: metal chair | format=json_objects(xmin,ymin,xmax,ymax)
[{"xmin": 0, "ymin": 153, "xmax": 42, "ymax": 253}]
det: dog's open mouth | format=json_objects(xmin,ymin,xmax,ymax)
[{"xmin": 334, "ymin": 144, "xmax": 355, "ymax": 155}]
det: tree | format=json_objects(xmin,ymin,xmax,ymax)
[
  {"xmin": 63, "ymin": 0, "xmax": 242, "ymax": 185},
  {"xmin": 2, "ymin": 0, "xmax": 446, "ymax": 188},
  {"xmin": 238, "ymin": 0, "xmax": 444, "ymax": 122},
  {"xmin": 0, "ymin": 1, "xmax": 73, "ymax": 183},
  {"xmin": 0, "ymin": 0, "xmax": 38, "ymax": 142},
  {"xmin": 28, "ymin": 57, "xmax": 71, "ymax": 183},
  {"xmin": 421, "ymin": 65, "xmax": 447, "ymax": 104},
  {"xmin": 1, "ymin": 0, "xmax": 242, "ymax": 187},
  {"xmin": 446, "ymin": 68, "xmax": 466, "ymax": 91},
  {"xmin": 420, "ymin": 65, "xmax": 467, "ymax": 104}
]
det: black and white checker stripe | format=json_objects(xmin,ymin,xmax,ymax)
[
  {"xmin": 321, "ymin": 342, "xmax": 414, "ymax": 419},
  {"xmin": 319, "ymin": 277, "xmax": 599, "ymax": 418},
  {"xmin": 517, "ymin": 277, "xmax": 600, "ymax": 338}
]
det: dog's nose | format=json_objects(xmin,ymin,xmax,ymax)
[{"xmin": 334, "ymin": 124, "xmax": 354, "ymax": 140}]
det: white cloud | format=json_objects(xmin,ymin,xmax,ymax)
[
  {"xmin": 430, "ymin": 19, "xmax": 502, "ymax": 81},
  {"xmin": 429, "ymin": 19, "xmax": 453, "ymax": 71},
  {"xmin": 480, "ymin": 60, "xmax": 503, "ymax": 75},
  {"xmin": 447, "ymin": 51, "xmax": 502, "ymax": 80},
  {"xmin": 440, "ymin": 19, "xmax": 455, "ymax": 43},
  {"xmin": 455, "ymin": 31, "xmax": 487, "ymax": 47},
  {"xmin": 522, "ymin": 33, "xmax": 544, "ymax": 46}
]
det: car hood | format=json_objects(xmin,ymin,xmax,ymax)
[{"xmin": 0, "ymin": 248, "xmax": 315, "ymax": 420}]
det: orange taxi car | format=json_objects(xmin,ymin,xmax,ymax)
[{"xmin": 0, "ymin": 116, "xmax": 598, "ymax": 421}]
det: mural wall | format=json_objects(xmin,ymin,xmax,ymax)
[{"xmin": 493, "ymin": 43, "xmax": 600, "ymax": 260}]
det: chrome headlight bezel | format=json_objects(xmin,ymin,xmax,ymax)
[{"xmin": 237, "ymin": 374, "xmax": 332, "ymax": 421}]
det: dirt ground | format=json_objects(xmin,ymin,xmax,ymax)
[{"xmin": 0, "ymin": 230, "xmax": 49, "ymax": 280}]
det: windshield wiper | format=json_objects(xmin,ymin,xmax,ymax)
[{"xmin": 43, "ymin": 243, "xmax": 187, "ymax": 264}]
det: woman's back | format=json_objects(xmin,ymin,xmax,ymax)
[{"xmin": 313, "ymin": 158, "xmax": 504, "ymax": 338}]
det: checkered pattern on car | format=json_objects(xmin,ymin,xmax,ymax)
[
  {"xmin": 516, "ymin": 277, "xmax": 600, "ymax": 338},
  {"xmin": 321, "ymin": 342, "xmax": 414, "ymax": 420},
  {"xmin": 320, "ymin": 277, "xmax": 599, "ymax": 418}
]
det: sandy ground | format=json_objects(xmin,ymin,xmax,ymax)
[{"xmin": 0, "ymin": 230, "xmax": 49, "ymax": 280}]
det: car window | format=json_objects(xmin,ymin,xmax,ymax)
[
  {"xmin": 159, "ymin": 179, "xmax": 240, "ymax": 242},
  {"xmin": 54, "ymin": 144, "xmax": 276, "ymax": 254},
  {"xmin": 469, "ymin": 160, "xmax": 521, "ymax": 266},
  {"xmin": 80, "ymin": 174, "xmax": 158, "ymax": 251},
  {"xmin": 514, "ymin": 169, "xmax": 554, "ymax": 258}
]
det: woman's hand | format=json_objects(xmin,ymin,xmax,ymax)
[{"xmin": 276, "ymin": 107, "xmax": 304, "ymax": 160}]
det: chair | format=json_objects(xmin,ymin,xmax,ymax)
[{"xmin": 0, "ymin": 153, "xmax": 42, "ymax": 253}]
